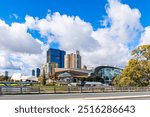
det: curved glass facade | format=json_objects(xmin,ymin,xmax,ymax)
[{"xmin": 93, "ymin": 66, "xmax": 122, "ymax": 84}]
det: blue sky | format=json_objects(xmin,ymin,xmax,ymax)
[
  {"xmin": 0, "ymin": 0, "xmax": 150, "ymax": 75},
  {"xmin": 0, "ymin": 0, "xmax": 150, "ymax": 28}
]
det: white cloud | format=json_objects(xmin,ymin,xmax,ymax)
[
  {"xmin": 104, "ymin": 0, "xmax": 143, "ymax": 43},
  {"xmin": 0, "ymin": 19, "xmax": 48, "ymax": 74},
  {"xmin": 0, "ymin": 19, "xmax": 42, "ymax": 54},
  {"xmin": 25, "ymin": 13, "xmax": 101, "ymax": 52},
  {"xmin": 25, "ymin": 0, "xmax": 143, "ymax": 68},
  {"xmin": 84, "ymin": 0, "xmax": 143, "ymax": 67},
  {"xmin": 9, "ymin": 13, "xmax": 19, "ymax": 19},
  {"xmin": 0, "ymin": 0, "xmax": 146, "ymax": 75},
  {"xmin": 140, "ymin": 26, "xmax": 150, "ymax": 45}
]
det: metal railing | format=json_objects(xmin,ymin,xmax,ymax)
[
  {"xmin": 0, "ymin": 82, "xmax": 40, "ymax": 95},
  {"xmin": 0, "ymin": 81, "xmax": 150, "ymax": 95}
]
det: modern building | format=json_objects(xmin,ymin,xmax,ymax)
[
  {"xmin": 65, "ymin": 50, "xmax": 81, "ymax": 69},
  {"xmin": 11, "ymin": 73, "xmax": 38, "ymax": 82},
  {"xmin": 36, "ymin": 68, "xmax": 40, "ymax": 78},
  {"xmin": 32, "ymin": 69, "xmax": 35, "ymax": 76},
  {"xmin": 40, "ymin": 63, "xmax": 58, "ymax": 83},
  {"xmin": 48, "ymin": 62, "xmax": 58, "ymax": 75},
  {"xmin": 55, "ymin": 68, "xmax": 92, "ymax": 79},
  {"xmin": 40, "ymin": 64, "xmax": 47, "ymax": 77},
  {"xmin": 47, "ymin": 48, "xmax": 66, "ymax": 68},
  {"xmin": 4, "ymin": 71, "xmax": 8, "ymax": 78},
  {"xmin": 92, "ymin": 66, "xmax": 122, "ymax": 85}
]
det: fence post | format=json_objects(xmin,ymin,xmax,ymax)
[
  {"xmin": 0, "ymin": 87, "xmax": 2, "ymax": 95},
  {"xmin": 68, "ymin": 86, "xmax": 70, "ymax": 93},
  {"xmin": 103, "ymin": 87, "xmax": 105, "ymax": 92},
  {"xmin": 20, "ymin": 82, "xmax": 22, "ymax": 94},
  {"xmin": 80, "ymin": 86, "xmax": 82, "ymax": 93},
  {"xmin": 20, "ymin": 87, "xmax": 23, "ymax": 94},
  {"xmin": 53, "ymin": 82, "xmax": 56, "ymax": 94},
  {"xmin": 92, "ymin": 86, "xmax": 94, "ymax": 93},
  {"xmin": 38, "ymin": 83, "xmax": 40, "ymax": 94}
]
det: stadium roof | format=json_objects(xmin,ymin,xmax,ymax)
[{"xmin": 11, "ymin": 73, "xmax": 38, "ymax": 82}]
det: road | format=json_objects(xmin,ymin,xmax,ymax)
[{"xmin": 0, "ymin": 91, "xmax": 150, "ymax": 100}]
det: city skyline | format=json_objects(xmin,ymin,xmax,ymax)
[{"xmin": 0, "ymin": 0, "xmax": 150, "ymax": 75}]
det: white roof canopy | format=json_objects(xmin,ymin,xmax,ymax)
[{"xmin": 11, "ymin": 73, "xmax": 38, "ymax": 82}]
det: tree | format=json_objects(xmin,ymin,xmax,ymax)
[
  {"xmin": 0, "ymin": 75, "xmax": 9, "ymax": 81},
  {"xmin": 132, "ymin": 45, "xmax": 150, "ymax": 61},
  {"xmin": 113, "ymin": 45, "xmax": 150, "ymax": 87},
  {"xmin": 40, "ymin": 69, "xmax": 46, "ymax": 86}
]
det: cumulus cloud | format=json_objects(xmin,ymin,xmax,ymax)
[
  {"xmin": 0, "ymin": 0, "xmax": 146, "ymax": 74},
  {"xmin": 140, "ymin": 26, "xmax": 150, "ymax": 45},
  {"xmin": 0, "ymin": 19, "xmax": 47, "ymax": 74},
  {"xmin": 104, "ymin": 0, "xmax": 143, "ymax": 43},
  {"xmin": 0, "ymin": 19, "xmax": 42, "ymax": 54},
  {"xmin": 25, "ymin": 13, "xmax": 101, "ymax": 52},
  {"xmin": 85, "ymin": 0, "xmax": 143, "ymax": 67},
  {"xmin": 24, "ymin": 0, "xmax": 143, "ymax": 68}
]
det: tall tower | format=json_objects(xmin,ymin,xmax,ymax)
[
  {"xmin": 32, "ymin": 69, "xmax": 35, "ymax": 76},
  {"xmin": 5, "ymin": 71, "xmax": 8, "ymax": 78},
  {"xmin": 76, "ymin": 50, "xmax": 81, "ymax": 69},
  {"xmin": 36, "ymin": 68, "xmax": 40, "ymax": 77},
  {"xmin": 65, "ymin": 50, "xmax": 81, "ymax": 69},
  {"xmin": 47, "ymin": 48, "xmax": 66, "ymax": 68}
]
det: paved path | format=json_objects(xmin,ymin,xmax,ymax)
[{"xmin": 0, "ymin": 91, "xmax": 150, "ymax": 100}]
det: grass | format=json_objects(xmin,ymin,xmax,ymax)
[
  {"xmin": 0, "ymin": 82, "xmax": 80, "ymax": 92},
  {"xmin": 37, "ymin": 85, "xmax": 69, "ymax": 91}
]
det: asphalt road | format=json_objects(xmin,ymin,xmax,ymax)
[{"xmin": 0, "ymin": 91, "xmax": 150, "ymax": 100}]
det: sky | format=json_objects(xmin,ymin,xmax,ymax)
[{"xmin": 0, "ymin": 0, "xmax": 150, "ymax": 75}]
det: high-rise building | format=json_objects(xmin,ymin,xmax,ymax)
[
  {"xmin": 65, "ymin": 50, "xmax": 81, "ymax": 69},
  {"xmin": 5, "ymin": 71, "xmax": 8, "ymax": 78},
  {"xmin": 36, "ymin": 68, "xmax": 40, "ymax": 77},
  {"xmin": 47, "ymin": 48, "xmax": 66, "ymax": 68},
  {"xmin": 49, "ymin": 62, "xmax": 58, "ymax": 75},
  {"xmin": 32, "ymin": 69, "xmax": 35, "ymax": 76},
  {"xmin": 76, "ymin": 50, "xmax": 81, "ymax": 69}
]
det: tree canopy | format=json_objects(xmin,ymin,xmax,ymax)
[{"xmin": 113, "ymin": 45, "xmax": 150, "ymax": 87}]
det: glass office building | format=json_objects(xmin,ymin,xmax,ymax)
[
  {"xmin": 32, "ymin": 69, "xmax": 35, "ymax": 76},
  {"xmin": 47, "ymin": 48, "xmax": 66, "ymax": 68},
  {"xmin": 92, "ymin": 66, "xmax": 122, "ymax": 85},
  {"xmin": 36, "ymin": 68, "xmax": 40, "ymax": 77}
]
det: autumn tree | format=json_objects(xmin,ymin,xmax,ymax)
[{"xmin": 113, "ymin": 45, "xmax": 150, "ymax": 87}]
